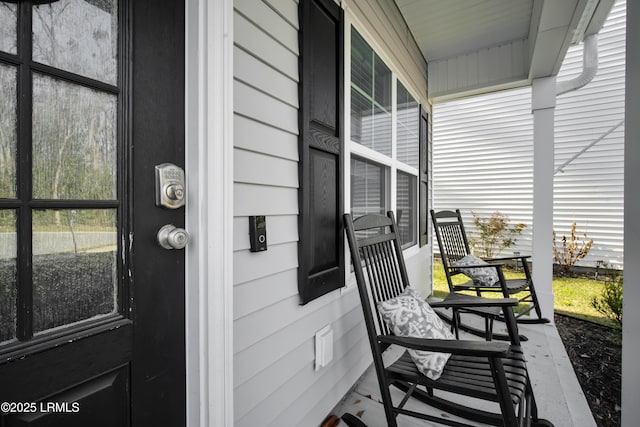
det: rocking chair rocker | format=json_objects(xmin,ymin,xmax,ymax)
[{"xmin": 344, "ymin": 211, "xmax": 552, "ymax": 427}]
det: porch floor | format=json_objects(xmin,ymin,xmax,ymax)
[{"xmin": 330, "ymin": 312, "xmax": 595, "ymax": 427}]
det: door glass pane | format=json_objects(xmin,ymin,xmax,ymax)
[
  {"xmin": 0, "ymin": 64, "xmax": 17, "ymax": 199},
  {"xmin": 397, "ymin": 82, "xmax": 419, "ymax": 168},
  {"xmin": 32, "ymin": 0, "xmax": 118, "ymax": 84},
  {"xmin": 0, "ymin": 210, "xmax": 16, "ymax": 343},
  {"xmin": 0, "ymin": 2, "xmax": 17, "ymax": 54},
  {"xmin": 351, "ymin": 156, "xmax": 387, "ymax": 218},
  {"xmin": 33, "ymin": 209, "xmax": 117, "ymax": 334},
  {"xmin": 397, "ymin": 171, "xmax": 417, "ymax": 247},
  {"xmin": 32, "ymin": 74, "xmax": 117, "ymax": 200}
]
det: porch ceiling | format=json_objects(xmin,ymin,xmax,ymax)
[{"xmin": 395, "ymin": 0, "xmax": 615, "ymax": 102}]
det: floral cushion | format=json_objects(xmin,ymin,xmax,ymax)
[
  {"xmin": 452, "ymin": 254, "xmax": 500, "ymax": 287},
  {"xmin": 377, "ymin": 287, "xmax": 454, "ymax": 380}
]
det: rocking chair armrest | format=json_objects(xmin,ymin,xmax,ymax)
[
  {"xmin": 450, "ymin": 262, "xmax": 506, "ymax": 270},
  {"xmin": 484, "ymin": 255, "xmax": 531, "ymax": 262},
  {"xmin": 378, "ymin": 335, "xmax": 511, "ymax": 357},
  {"xmin": 429, "ymin": 294, "xmax": 518, "ymax": 309}
]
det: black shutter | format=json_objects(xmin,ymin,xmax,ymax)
[
  {"xmin": 298, "ymin": 0, "xmax": 344, "ymax": 304},
  {"xmin": 419, "ymin": 106, "xmax": 429, "ymax": 246}
]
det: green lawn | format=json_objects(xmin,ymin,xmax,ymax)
[{"xmin": 432, "ymin": 261, "xmax": 618, "ymax": 328}]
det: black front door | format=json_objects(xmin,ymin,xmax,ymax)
[{"xmin": 0, "ymin": 1, "xmax": 186, "ymax": 426}]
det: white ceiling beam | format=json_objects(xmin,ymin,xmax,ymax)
[{"xmin": 528, "ymin": 0, "xmax": 585, "ymax": 79}]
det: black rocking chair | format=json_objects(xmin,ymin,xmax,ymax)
[
  {"xmin": 344, "ymin": 211, "xmax": 552, "ymax": 427},
  {"xmin": 431, "ymin": 209, "xmax": 549, "ymax": 325}
]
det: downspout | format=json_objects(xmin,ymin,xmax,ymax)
[{"xmin": 556, "ymin": 34, "xmax": 599, "ymax": 96}]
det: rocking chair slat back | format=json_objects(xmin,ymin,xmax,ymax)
[
  {"xmin": 432, "ymin": 209, "xmax": 472, "ymax": 269},
  {"xmin": 346, "ymin": 212, "xmax": 409, "ymax": 340}
]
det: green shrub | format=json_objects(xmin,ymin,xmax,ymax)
[
  {"xmin": 592, "ymin": 275, "xmax": 623, "ymax": 329},
  {"xmin": 469, "ymin": 211, "xmax": 526, "ymax": 258}
]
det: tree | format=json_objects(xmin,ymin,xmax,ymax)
[
  {"xmin": 469, "ymin": 211, "xmax": 526, "ymax": 258},
  {"xmin": 0, "ymin": 65, "xmax": 17, "ymax": 203}
]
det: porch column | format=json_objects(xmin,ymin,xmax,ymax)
[
  {"xmin": 622, "ymin": 0, "xmax": 640, "ymax": 424},
  {"xmin": 531, "ymin": 76, "xmax": 556, "ymax": 322}
]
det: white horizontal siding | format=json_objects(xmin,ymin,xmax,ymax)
[
  {"xmin": 234, "ymin": 268, "xmax": 299, "ymax": 320},
  {"xmin": 234, "ymin": 114, "xmax": 298, "ymax": 161},
  {"xmin": 234, "ymin": 8, "xmax": 297, "ymax": 80},
  {"xmin": 235, "ymin": 0, "xmax": 299, "ymax": 55},
  {"xmin": 233, "ymin": 291, "xmax": 362, "ymax": 387},
  {"xmin": 552, "ymin": 0, "xmax": 626, "ymax": 268},
  {"xmin": 234, "ymin": 183, "xmax": 298, "ymax": 216},
  {"xmin": 233, "ymin": 292, "xmax": 364, "ymax": 400},
  {"xmin": 433, "ymin": 87, "xmax": 535, "ymax": 256},
  {"xmin": 234, "ymin": 80, "xmax": 298, "ymax": 134},
  {"xmin": 233, "ymin": 241, "xmax": 298, "ymax": 286},
  {"xmin": 233, "ymin": 289, "xmax": 369, "ymax": 427},
  {"xmin": 234, "ymin": 148, "xmax": 298, "ymax": 187},
  {"xmin": 231, "ymin": 1, "xmax": 399, "ymax": 426},
  {"xmin": 234, "ymin": 46, "xmax": 298, "ymax": 108},
  {"xmin": 264, "ymin": 331, "xmax": 370, "ymax": 427},
  {"xmin": 263, "ymin": 0, "xmax": 299, "ymax": 30},
  {"xmin": 432, "ymin": 0, "xmax": 626, "ymax": 269}
]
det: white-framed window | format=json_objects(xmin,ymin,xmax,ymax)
[
  {"xmin": 346, "ymin": 25, "xmax": 420, "ymax": 249},
  {"xmin": 350, "ymin": 155, "xmax": 388, "ymax": 217}
]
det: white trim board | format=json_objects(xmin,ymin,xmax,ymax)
[{"xmin": 185, "ymin": 0, "xmax": 235, "ymax": 425}]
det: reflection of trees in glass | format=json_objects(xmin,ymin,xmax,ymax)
[
  {"xmin": 0, "ymin": 2, "xmax": 18, "ymax": 342},
  {"xmin": 0, "ymin": 65, "xmax": 17, "ymax": 200},
  {"xmin": 32, "ymin": 209, "xmax": 116, "ymax": 333},
  {"xmin": 0, "ymin": 1, "xmax": 121, "ymax": 339},
  {"xmin": 33, "ymin": 0, "xmax": 117, "ymax": 84},
  {"xmin": 0, "ymin": 210, "xmax": 14, "ymax": 231},
  {"xmin": 32, "ymin": 209, "xmax": 116, "ymax": 237},
  {"xmin": 30, "ymin": 1, "xmax": 119, "ymax": 227},
  {"xmin": 0, "ymin": 210, "xmax": 16, "ymax": 343},
  {"xmin": 32, "ymin": 75, "xmax": 117, "ymax": 208},
  {"xmin": 0, "ymin": 2, "xmax": 17, "ymax": 54}
]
